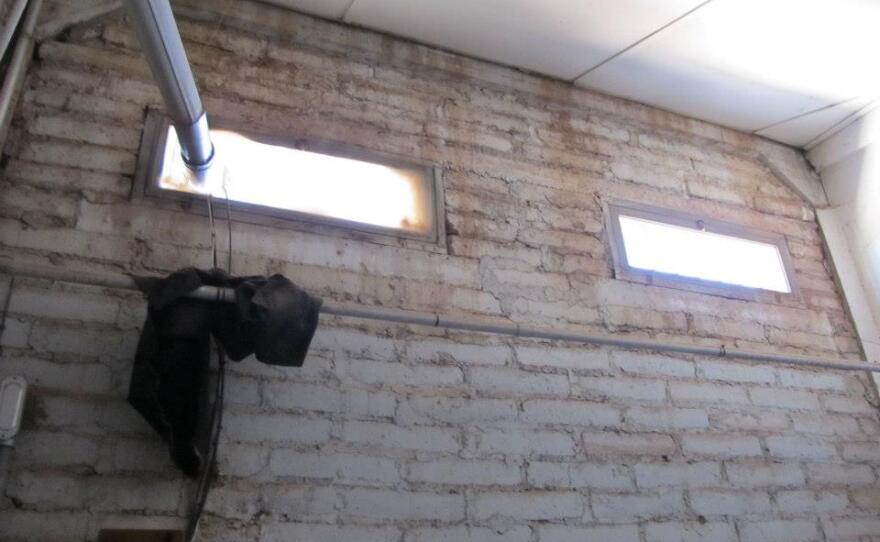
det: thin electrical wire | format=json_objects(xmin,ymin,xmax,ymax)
[
  {"xmin": 223, "ymin": 168, "xmax": 233, "ymax": 274},
  {"xmin": 206, "ymin": 193, "xmax": 218, "ymax": 269},
  {"xmin": 0, "ymin": 275, "xmax": 14, "ymax": 356},
  {"xmin": 186, "ymin": 340, "xmax": 226, "ymax": 542},
  {"xmin": 186, "ymin": 193, "xmax": 230, "ymax": 542}
]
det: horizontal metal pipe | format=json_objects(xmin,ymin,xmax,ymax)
[
  {"xmin": 124, "ymin": 0, "xmax": 213, "ymax": 170},
  {"xmin": 0, "ymin": 260, "xmax": 876, "ymax": 373},
  {"xmin": 0, "ymin": 0, "xmax": 41, "ymax": 153}
]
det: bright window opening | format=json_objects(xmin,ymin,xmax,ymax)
[
  {"xmin": 610, "ymin": 203, "xmax": 795, "ymax": 295},
  {"xmin": 157, "ymin": 125, "xmax": 436, "ymax": 237}
]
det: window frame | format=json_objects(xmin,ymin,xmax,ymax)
[
  {"xmin": 133, "ymin": 110, "xmax": 447, "ymax": 251},
  {"xmin": 606, "ymin": 200, "xmax": 799, "ymax": 301}
]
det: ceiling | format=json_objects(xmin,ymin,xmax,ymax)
[{"xmin": 263, "ymin": 0, "xmax": 880, "ymax": 149}]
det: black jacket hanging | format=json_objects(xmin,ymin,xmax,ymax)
[{"xmin": 128, "ymin": 268, "xmax": 322, "ymax": 476}]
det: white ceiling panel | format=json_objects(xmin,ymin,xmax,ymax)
[
  {"xmin": 257, "ymin": 0, "xmax": 880, "ymax": 147},
  {"xmin": 576, "ymin": 0, "xmax": 880, "ymax": 133},
  {"xmin": 577, "ymin": 56, "xmax": 831, "ymax": 132},
  {"xmin": 756, "ymin": 97, "xmax": 875, "ymax": 148},
  {"xmin": 260, "ymin": 0, "xmax": 353, "ymax": 19},
  {"xmin": 343, "ymin": 0, "xmax": 706, "ymax": 80}
]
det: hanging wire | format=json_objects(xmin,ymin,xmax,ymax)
[
  {"xmin": 206, "ymin": 193, "xmax": 218, "ymax": 270},
  {"xmin": 0, "ymin": 275, "xmax": 15, "ymax": 356},
  {"xmin": 223, "ymin": 167, "xmax": 233, "ymax": 274},
  {"xmin": 187, "ymin": 191, "xmax": 231, "ymax": 541},
  {"xmin": 186, "ymin": 339, "xmax": 226, "ymax": 542}
]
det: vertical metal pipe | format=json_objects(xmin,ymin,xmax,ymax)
[
  {"xmin": 123, "ymin": 0, "xmax": 213, "ymax": 170},
  {"xmin": 0, "ymin": 0, "xmax": 29, "ymax": 62},
  {"xmin": 0, "ymin": 0, "xmax": 41, "ymax": 153}
]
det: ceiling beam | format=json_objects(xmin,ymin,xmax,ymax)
[{"xmin": 757, "ymin": 141, "xmax": 828, "ymax": 208}]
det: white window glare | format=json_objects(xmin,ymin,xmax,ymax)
[
  {"xmin": 618, "ymin": 215, "xmax": 792, "ymax": 293},
  {"xmin": 159, "ymin": 128, "xmax": 434, "ymax": 235}
]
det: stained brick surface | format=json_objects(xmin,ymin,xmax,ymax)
[{"xmin": 0, "ymin": 1, "xmax": 878, "ymax": 541}]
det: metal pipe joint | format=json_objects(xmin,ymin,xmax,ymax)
[{"xmin": 124, "ymin": 0, "xmax": 213, "ymax": 170}]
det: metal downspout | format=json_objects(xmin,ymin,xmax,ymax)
[
  {"xmin": 0, "ymin": 0, "xmax": 29, "ymax": 61},
  {"xmin": 123, "ymin": 0, "xmax": 213, "ymax": 171},
  {"xmin": 0, "ymin": 0, "xmax": 42, "ymax": 153}
]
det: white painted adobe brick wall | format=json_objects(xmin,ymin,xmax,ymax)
[{"xmin": 0, "ymin": 1, "xmax": 878, "ymax": 540}]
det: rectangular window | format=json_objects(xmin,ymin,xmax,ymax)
[
  {"xmin": 608, "ymin": 201, "xmax": 797, "ymax": 297},
  {"xmin": 134, "ymin": 111, "xmax": 443, "ymax": 245}
]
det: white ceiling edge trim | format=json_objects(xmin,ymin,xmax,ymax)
[
  {"xmin": 805, "ymin": 99, "xmax": 880, "ymax": 152},
  {"xmin": 807, "ymin": 105, "xmax": 880, "ymax": 173},
  {"xmin": 817, "ymin": 209, "xmax": 880, "ymax": 368},
  {"xmin": 752, "ymin": 97, "xmax": 875, "ymax": 149}
]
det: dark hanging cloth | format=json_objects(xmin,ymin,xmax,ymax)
[{"xmin": 127, "ymin": 268, "xmax": 322, "ymax": 476}]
